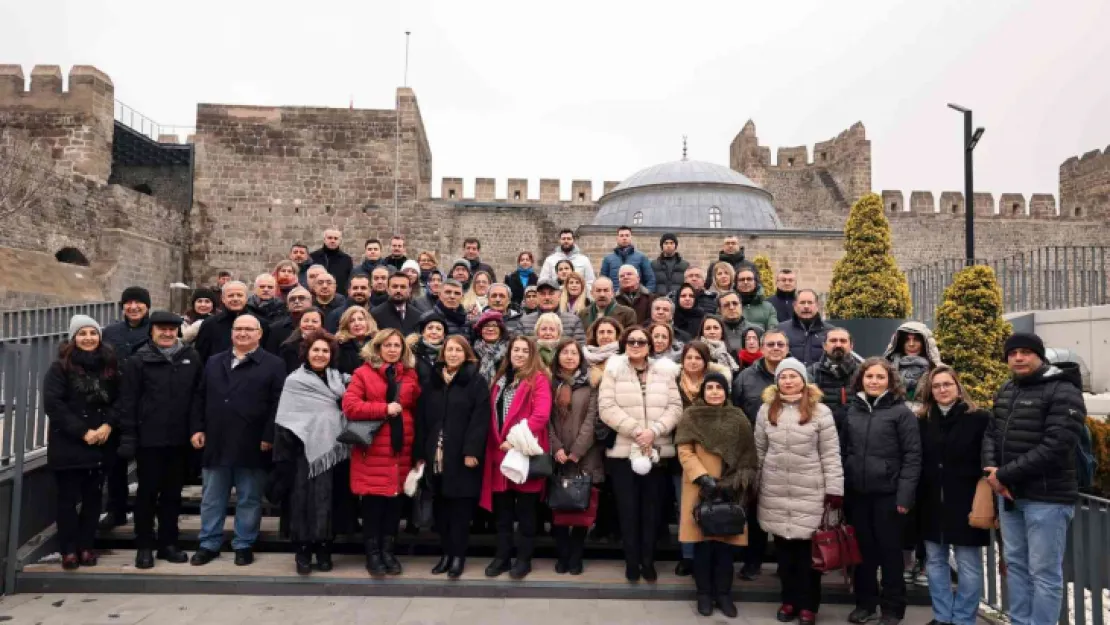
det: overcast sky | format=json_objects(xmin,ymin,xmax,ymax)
[{"xmin": 5, "ymin": 0, "xmax": 1109, "ymax": 205}]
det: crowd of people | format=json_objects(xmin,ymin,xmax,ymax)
[{"xmin": 44, "ymin": 226, "xmax": 1087, "ymax": 625}]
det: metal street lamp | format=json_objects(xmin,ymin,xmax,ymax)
[{"xmin": 947, "ymin": 103, "xmax": 986, "ymax": 266}]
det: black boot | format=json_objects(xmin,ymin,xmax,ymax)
[
  {"xmin": 447, "ymin": 556, "xmax": 466, "ymax": 579},
  {"xmin": 295, "ymin": 543, "xmax": 312, "ymax": 576},
  {"xmin": 365, "ymin": 539, "xmax": 387, "ymax": 577},
  {"xmin": 715, "ymin": 594, "xmax": 738, "ymax": 618},
  {"xmin": 135, "ymin": 549, "xmax": 154, "ymax": 570},
  {"xmin": 156, "ymin": 546, "xmax": 189, "ymax": 564},
  {"xmin": 485, "ymin": 557, "xmax": 511, "ymax": 577},
  {"xmin": 431, "ymin": 554, "xmax": 451, "ymax": 575},
  {"xmin": 696, "ymin": 595, "xmax": 714, "ymax": 617},
  {"xmin": 315, "ymin": 542, "xmax": 333, "ymax": 572},
  {"xmin": 553, "ymin": 527, "xmax": 569, "ymax": 574},
  {"xmin": 381, "ymin": 535, "xmax": 402, "ymax": 576},
  {"xmin": 509, "ymin": 558, "xmax": 532, "ymax": 580},
  {"xmin": 713, "ymin": 551, "xmax": 737, "ymax": 617}
]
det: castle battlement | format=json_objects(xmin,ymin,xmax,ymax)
[
  {"xmin": 1060, "ymin": 146, "xmax": 1110, "ymax": 219},
  {"xmin": 438, "ymin": 178, "xmax": 617, "ymax": 204},
  {"xmin": 0, "ymin": 64, "xmax": 115, "ymax": 182},
  {"xmin": 880, "ymin": 190, "xmax": 1061, "ymax": 219}
]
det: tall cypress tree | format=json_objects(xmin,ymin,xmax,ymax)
[{"xmin": 826, "ymin": 193, "xmax": 912, "ymax": 319}]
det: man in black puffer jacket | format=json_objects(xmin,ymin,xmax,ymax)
[
  {"xmin": 806, "ymin": 327, "xmax": 860, "ymax": 433},
  {"xmin": 983, "ymin": 333, "xmax": 1085, "ymax": 625},
  {"xmin": 650, "ymin": 233, "xmax": 688, "ymax": 296}
]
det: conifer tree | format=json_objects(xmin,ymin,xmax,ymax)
[
  {"xmin": 933, "ymin": 264, "xmax": 1012, "ymax": 407},
  {"xmin": 826, "ymin": 193, "xmax": 912, "ymax": 319}
]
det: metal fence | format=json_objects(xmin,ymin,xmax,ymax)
[
  {"xmin": 908, "ymin": 246, "xmax": 1110, "ymax": 326},
  {"xmin": 114, "ymin": 100, "xmax": 195, "ymax": 143},
  {"xmin": 1, "ymin": 302, "xmax": 118, "ymax": 340}
]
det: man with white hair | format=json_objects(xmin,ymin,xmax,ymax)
[
  {"xmin": 247, "ymin": 273, "xmax": 285, "ymax": 325},
  {"xmin": 615, "ymin": 264, "xmax": 656, "ymax": 325},
  {"xmin": 309, "ymin": 228, "xmax": 354, "ymax": 295},
  {"xmin": 579, "ymin": 277, "xmax": 637, "ymax": 332},
  {"xmin": 195, "ymin": 281, "xmax": 251, "ymax": 363}
]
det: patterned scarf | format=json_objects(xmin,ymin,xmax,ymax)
[{"xmin": 474, "ymin": 338, "xmax": 508, "ymax": 386}]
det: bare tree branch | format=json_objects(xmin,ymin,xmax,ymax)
[{"xmin": 0, "ymin": 133, "xmax": 58, "ymax": 221}]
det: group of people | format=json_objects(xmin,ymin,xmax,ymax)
[{"xmin": 44, "ymin": 226, "xmax": 1087, "ymax": 625}]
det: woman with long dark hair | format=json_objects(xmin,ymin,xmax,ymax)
[
  {"xmin": 480, "ymin": 335, "xmax": 552, "ymax": 580},
  {"xmin": 415, "ymin": 335, "xmax": 490, "ymax": 579},
  {"xmin": 548, "ymin": 338, "xmax": 603, "ymax": 575},
  {"xmin": 915, "ymin": 366, "xmax": 989, "ymax": 625},
  {"xmin": 649, "ymin": 322, "xmax": 682, "ymax": 363},
  {"xmin": 342, "ymin": 328, "xmax": 421, "ymax": 577},
  {"xmin": 842, "ymin": 357, "xmax": 921, "ymax": 625},
  {"xmin": 44, "ymin": 315, "xmax": 120, "ymax": 570}
]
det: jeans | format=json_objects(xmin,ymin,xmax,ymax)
[
  {"xmin": 198, "ymin": 467, "xmax": 266, "ymax": 551},
  {"xmin": 924, "ymin": 541, "xmax": 983, "ymax": 625},
  {"xmin": 998, "ymin": 497, "xmax": 1075, "ymax": 625},
  {"xmin": 671, "ymin": 474, "xmax": 694, "ymax": 560}
]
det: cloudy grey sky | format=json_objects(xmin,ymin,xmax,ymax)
[{"xmin": 5, "ymin": 0, "xmax": 1108, "ymax": 204}]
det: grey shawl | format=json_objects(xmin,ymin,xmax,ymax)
[{"xmin": 275, "ymin": 366, "xmax": 350, "ymax": 478}]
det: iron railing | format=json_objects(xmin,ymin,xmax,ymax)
[
  {"xmin": 908, "ymin": 246, "xmax": 1110, "ymax": 326},
  {"xmin": 114, "ymin": 100, "xmax": 194, "ymax": 144},
  {"xmin": 1, "ymin": 302, "xmax": 118, "ymax": 340}
]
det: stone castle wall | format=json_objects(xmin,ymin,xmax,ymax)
[{"xmin": 1060, "ymin": 146, "xmax": 1110, "ymax": 220}]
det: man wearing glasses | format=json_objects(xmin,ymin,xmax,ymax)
[
  {"xmin": 190, "ymin": 314, "xmax": 285, "ymax": 568},
  {"xmin": 718, "ymin": 292, "xmax": 758, "ymax": 347},
  {"xmin": 195, "ymin": 281, "xmax": 251, "ymax": 364},
  {"xmin": 265, "ymin": 286, "xmax": 313, "ymax": 354},
  {"xmin": 730, "ymin": 329, "xmax": 791, "ymax": 581}
]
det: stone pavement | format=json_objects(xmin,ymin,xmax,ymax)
[{"xmin": 0, "ymin": 594, "xmax": 942, "ymax": 624}]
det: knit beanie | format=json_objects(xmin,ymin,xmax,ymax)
[
  {"xmin": 659, "ymin": 232, "xmax": 678, "ymax": 249},
  {"xmin": 774, "ymin": 357, "xmax": 809, "ymax": 384},
  {"xmin": 1003, "ymin": 332, "xmax": 1046, "ymax": 361},
  {"xmin": 450, "ymin": 258, "xmax": 471, "ymax": 275},
  {"xmin": 401, "ymin": 259, "xmax": 420, "ymax": 274},
  {"xmin": 120, "ymin": 286, "xmax": 151, "ymax": 308},
  {"xmin": 700, "ymin": 371, "xmax": 732, "ymax": 401},
  {"xmin": 191, "ymin": 288, "xmax": 218, "ymax": 306},
  {"xmin": 68, "ymin": 314, "xmax": 101, "ymax": 341}
]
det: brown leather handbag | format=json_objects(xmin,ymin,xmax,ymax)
[{"xmin": 968, "ymin": 478, "xmax": 998, "ymax": 529}]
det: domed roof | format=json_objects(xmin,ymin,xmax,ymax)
[
  {"xmin": 609, "ymin": 159, "xmax": 764, "ymax": 193},
  {"xmin": 594, "ymin": 159, "xmax": 781, "ymax": 230}
]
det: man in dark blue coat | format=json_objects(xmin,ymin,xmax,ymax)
[
  {"xmin": 780, "ymin": 290, "xmax": 830, "ymax": 367},
  {"xmin": 188, "ymin": 314, "xmax": 285, "ymax": 567}
]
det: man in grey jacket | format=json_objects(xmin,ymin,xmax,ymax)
[{"xmin": 511, "ymin": 278, "xmax": 586, "ymax": 343}]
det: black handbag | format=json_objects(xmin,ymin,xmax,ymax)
[
  {"xmin": 336, "ymin": 420, "xmax": 383, "ymax": 446},
  {"xmin": 548, "ymin": 468, "xmax": 592, "ymax": 511},
  {"xmin": 412, "ymin": 485, "xmax": 435, "ymax": 530},
  {"xmin": 527, "ymin": 454, "xmax": 554, "ymax": 480},
  {"xmin": 693, "ymin": 497, "xmax": 747, "ymax": 537}
]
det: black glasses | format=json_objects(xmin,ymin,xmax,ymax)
[
  {"xmin": 626, "ymin": 339, "xmax": 649, "ymax": 347},
  {"xmin": 288, "ymin": 295, "xmax": 310, "ymax": 302},
  {"xmin": 721, "ymin": 301, "xmax": 740, "ymax": 308},
  {"xmin": 764, "ymin": 341, "xmax": 787, "ymax": 348}
]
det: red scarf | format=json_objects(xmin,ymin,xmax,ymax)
[{"xmin": 738, "ymin": 349, "xmax": 762, "ymax": 367}]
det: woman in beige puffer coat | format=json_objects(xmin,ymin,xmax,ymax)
[
  {"xmin": 598, "ymin": 326, "xmax": 683, "ymax": 583},
  {"xmin": 754, "ymin": 358, "xmax": 843, "ymax": 624}
]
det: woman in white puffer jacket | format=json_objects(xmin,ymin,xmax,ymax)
[{"xmin": 754, "ymin": 358, "xmax": 843, "ymax": 625}]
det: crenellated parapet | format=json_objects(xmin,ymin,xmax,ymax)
[
  {"xmin": 0, "ymin": 64, "xmax": 115, "ymax": 182},
  {"xmin": 434, "ymin": 178, "xmax": 616, "ymax": 203},
  {"xmin": 1060, "ymin": 146, "xmax": 1110, "ymax": 219},
  {"xmin": 880, "ymin": 190, "xmax": 1068, "ymax": 219}
]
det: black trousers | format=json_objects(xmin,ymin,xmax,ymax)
[
  {"xmin": 55, "ymin": 468, "xmax": 103, "ymax": 555},
  {"xmin": 360, "ymin": 495, "xmax": 402, "ymax": 545},
  {"xmin": 693, "ymin": 540, "xmax": 735, "ymax": 597},
  {"xmin": 848, "ymin": 493, "xmax": 907, "ymax": 617},
  {"xmin": 775, "ymin": 535, "xmax": 823, "ymax": 612},
  {"xmin": 103, "ymin": 454, "xmax": 130, "ymax": 519},
  {"xmin": 607, "ymin": 457, "xmax": 666, "ymax": 568},
  {"xmin": 552, "ymin": 525, "xmax": 587, "ymax": 563},
  {"xmin": 741, "ymin": 499, "xmax": 768, "ymax": 569},
  {"xmin": 133, "ymin": 446, "xmax": 187, "ymax": 549},
  {"xmin": 434, "ymin": 495, "xmax": 476, "ymax": 558},
  {"xmin": 493, "ymin": 491, "xmax": 539, "ymax": 561}
]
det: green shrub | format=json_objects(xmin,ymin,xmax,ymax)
[
  {"xmin": 826, "ymin": 193, "xmax": 912, "ymax": 319},
  {"xmin": 1088, "ymin": 418, "xmax": 1110, "ymax": 497},
  {"xmin": 933, "ymin": 265, "xmax": 1012, "ymax": 408},
  {"xmin": 753, "ymin": 254, "xmax": 775, "ymax": 293}
]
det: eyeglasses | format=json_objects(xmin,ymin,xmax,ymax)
[
  {"xmin": 289, "ymin": 295, "xmax": 310, "ymax": 302},
  {"xmin": 626, "ymin": 339, "xmax": 649, "ymax": 347},
  {"xmin": 931, "ymin": 382, "xmax": 957, "ymax": 391},
  {"xmin": 737, "ymin": 277, "xmax": 755, "ymax": 282},
  {"xmin": 232, "ymin": 327, "xmax": 259, "ymax": 333},
  {"xmin": 764, "ymin": 341, "xmax": 787, "ymax": 348}
]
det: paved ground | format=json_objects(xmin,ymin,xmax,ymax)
[{"xmin": 0, "ymin": 594, "xmax": 939, "ymax": 624}]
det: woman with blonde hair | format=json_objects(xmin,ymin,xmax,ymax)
[
  {"xmin": 342, "ymin": 328, "xmax": 421, "ymax": 577},
  {"xmin": 708, "ymin": 261, "xmax": 736, "ymax": 296},
  {"xmin": 463, "ymin": 270, "xmax": 495, "ymax": 321},
  {"xmin": 533, "ymin": 312, "xmax": 563, "ymax": 366},
  {"xmin": 335, "ymin": 306, "xmax": 377, "ymax": 375},
  {"xmin": 480, "ymin": 335, "xmax": 552, "ymax": 580},
  {"xmin": 417, "ymin": 251, "xmax": 438, "ymax": 286},
  {"xmin": 559, "ymin": 273, "xmax": 590, "ymax": 317}
]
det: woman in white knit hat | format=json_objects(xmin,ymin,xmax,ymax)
[{"xmin": 43, "ymin": 315, "xmax": 120, "ymax": 570}]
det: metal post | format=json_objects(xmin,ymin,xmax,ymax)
[
  {"xmin": 4, "ymin": 345, "xmax": 27, "ymax": 595},
  {"xmin": 962, "ymin": 112, "xmax": 975, "ymax": 266}
]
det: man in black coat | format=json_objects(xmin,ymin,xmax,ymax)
[
  {"xmin": 309, "ymin": 228, "xmax": 354, "ymax": 295},
  {"xmin": 983, "ymin": 333, "xmax": 1085, "ymax": 625},
  {"xmin": 766, "ymin": 269, "xmax": 797, "ymax": 323},
  {"xmin": 650, "ymin": 233, "xmax": 689, "ymax": 296},
  {"xmin": 98, "ymin": 285, "xmax": 152, "ymax": 528},
  {"xmin": 461, "ymin": 237, "xmax": 496, "ymax": 280},
  {"xmin": 325, "ymin": 274, "xmax": 373, "ymax": 333},
  {"xmin": 433, "ymin": 278, "xmax": 472, "ymax": 342},
  {"xmin": 189, "ymin": 314, "xmax": 285, "ymax": 567},
  {"xmin": 806, "ymin": 327, "xmax": 860, "ymax": 432},
  {"xmin": 117, "ymin": 311, "xmax": 202, "ymax": 569},
  {"xmin": 267, "ymin": 286, "xmax": 312, "ymax": 353},
  {"xmin": 780, "ymin": 290, "xmax": 830, "ymax": 367},
  {"xmin": 194, "ymin": 281, "xmax": 250, "ymax": 364},
  {"xmin": 372, "ymin": 273, "xmax": 421, "ymax": 335}
]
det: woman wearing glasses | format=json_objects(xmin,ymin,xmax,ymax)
[{"xmin": 598, "ymin": 326, "xmax": 682, "ymax": 582}]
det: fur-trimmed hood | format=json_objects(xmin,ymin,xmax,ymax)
[
  {"xmin": 882, "ymin": 321, "xmax": 942, "ymax": 366},
  {"xmin": 761, "ymin": 383, "xmax": 825, "ymax": 406}
]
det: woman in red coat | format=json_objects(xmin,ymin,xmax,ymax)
[
  {"xmin": 480, "ymin": 335, "xmax": 552, "ymax": 581},
  {"xmin": 342, "ymin": 328, "xmax": 421, "ymax": 577}
]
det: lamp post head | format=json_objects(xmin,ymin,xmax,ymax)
[
  {"xmin": 968, "ymin": 127, "xmax": 985, "ymax": 151},
  {"xmin": 947, "ymin": 103, "xmax": 970, "ymax": 114}
]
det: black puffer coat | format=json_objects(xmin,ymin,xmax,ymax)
[
  {"xmin": 117, "ymin": 342, "xmax": 203, "ymax": 451},
  {"xmin": 982, "ymin": 363, "xmax": 1085, "ymax": 505},
  {"xmin": 781, "ymin": 314, "xmax": 830, "ymax": 367},
  {"xmin": 651, "ymin": 254, "xmax": 689, "ymax": 296},
  {"xmin": 414, "ymin": 362, "xmax": 491, "ymax": 499},
  {"xmin": 807, "ymin": 354, "xmax": 860, "ymax": 431},
  {"xmin": 917, "ymin": 401, "xmax": 990, "ymax": 546},
  {"xmin": 101, "ymin": 317, "xmax": 151, "ymax": 360},
  {"xmin": 731, "ymin": 358, "xmax": 776, "ymax": 426},
  {"xmin": 44, "ymin": 354, "xmax": 120, "ymax": 471},
  {"xmin": 841, "ymin": 392, "xmax": 922, "ymax": 510}
]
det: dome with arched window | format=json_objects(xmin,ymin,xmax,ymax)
[{"xmin": 592, "ymin": 159, "xmax": 781, "ymax": 230}]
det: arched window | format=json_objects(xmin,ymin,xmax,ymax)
[
  {"xmin": 55, "ymin": 247, "xmax": 90, "ymax": 266},
  {"xmin": 708, "ymin": 206, "xmax": 722, "ymax": 228},
  {"xmin": 632, "ymin": 211, "xmax": 643, "ymax": 225}
]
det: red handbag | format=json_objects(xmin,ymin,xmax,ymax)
[
  {"xmin": 552, "ymin": 487, "xmax": 599, "ymax": 528},
  {"xmin": 812, "ymin": 506, "xmax": 862, "ymax": 573}
]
